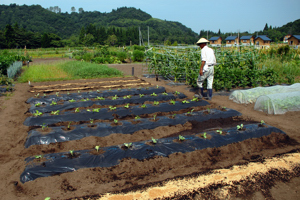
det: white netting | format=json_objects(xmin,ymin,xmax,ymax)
[
  {"xmin": 254, "ymin": 91, "xmax": 300, "ymax": 114},
  {"xmin": 229, "ymin": 83, "xmax": 300, "ymax": 104}
]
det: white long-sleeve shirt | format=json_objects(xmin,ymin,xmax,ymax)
[{"xmin": 201, "ymin": 46, "xmax": 216, "ymax": 72}]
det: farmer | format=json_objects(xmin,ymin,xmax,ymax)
[{"xmin": 195, "ymin": 38, "xmax": 216, "ymax": 100}]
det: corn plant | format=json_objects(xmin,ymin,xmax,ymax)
[{"xmin": 178, "ymin": 135, "xmax": 185, "ymax": 141}]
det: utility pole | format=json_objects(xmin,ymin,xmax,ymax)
[
  {"xmin": 139, "ymin": 27, "xmax": 141, "ymax": 46},
  {"xmin": 207, "ymin": 30, "xmax": 208, "ymax": 39},
  {"xmin": 148, "ymin": 26, "xmax": 150, "ymax": 47}
]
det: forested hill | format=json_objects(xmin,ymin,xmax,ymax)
[{"xmin": 0, "ymin": 4, "xmax": 198, "ymax": 44}]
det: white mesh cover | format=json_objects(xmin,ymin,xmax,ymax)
[
  {"xmin": 229, "ymin": 83, "xmax": 300, "ymax": 104},
  {"xmin": 254, "ymin": 91, "xmax": 300, "ymax": 114}
]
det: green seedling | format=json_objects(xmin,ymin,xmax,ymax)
[
  {"xmin": 126, "ymin": 95, "xmax": 131, "ymax": 99},
  {"xmin": 138, "ymin": 87, "xmax": 142, "ymax": 90},
  {"xmin": 261, "ymin": 120, "xmax": 265, "ymax": 125},
  {"xmin": 175, "ymin": 91, "xmax": 180, "ymax": 95},
  {"xmin": 35, "ymin": 102, "xmax": 41, "ymax": 107},
  {"xmin": 75, "ymin": 108, "xmax": 80, "ymax": 112},
  {"xmin": 153, "ymin": 101, "xmax": 160, "ymax": 106},
  {"xmin": 43, "ymin": 94, "xmax": 46, "ymax": 97},
  {"xmin": 56, "ymin": 92, "xmax": 59, "ymax": 97},
  {"xmin": 153, "ymin": 114, "xmax": 157, "ymax": 120},
  {"xmin": 118, "ymin": 88, "xmax": 121, "ymax": 91},
  {"xmin": 33, "ymin": 110, "xmax": 43, "ymax": 117},
  {"xmin": 207, "ymin": 107, "xmax": 211, "ymax": 113},
  {"xmin": 124, "ymin": 103, "xmax": 130, "ymax": 109},
  {"xmin": 156, "ymin": 85, "xmax": 159, "ymax": 88},
  {"xmin": 78, "ymin": 90, "xmax": 80, "ymax": 93},
  {"xmin": 45, "ymin": 197, "xmax": 51, "ymax": 200},
  {"xmin": 97, "ymin": 90, "xmax": 100, "ymax": 93},
  {"xmin": 182, "ymin": 100, "xmax": 190, "ymax": 104},
  {"xmin": 124, "ymin": 143, "xmax": 132, "ymax": 148},
  {"xmin": 178, "ymin": 135, "xmax": 185, "ymax": 141},
  {"xmin": 141, "ymin": 104, "xmax": 147, "ymax": 108},
  {"xmin": 114, "ymin": 119, "xmax": 118, "ymax": 124},
  {"xmin": 109, "ymin": 88, "xmax": 112, "ymax": 91},
  {"xmin": 69, "ymin": 99, "xmax": 76, "ymax": 103},
  {"xmin": 35, "ymin": 93, "xmax": 40, "ymax": 98},
  {"xmin": 87, "ymin": 109, "xmax": 91, "ymax": 112},
  {"xmin": 95, "ymin": 146, "xmax": 100, "ymax": 152},
  {"xmin": 139, "ymin": 94, "xmax": 144, "ymax": 98},
  {"xmin": 151, "ymin": 137, "xmax": 157, "ymax": 144},
  {"xmin": 237, "ymin": 124, "xmax": 244, "ymax": 130},
  {"xmin": 123, "ymin": 96, "xmax": 127, "ymax": 99},
  {"xmin": 222, "ymin": 106, "xmax": 227, "ymax": 109},
  {"xmin": 135, "ymin": 115, "xmax": 141, "ymax": 120},
  {"xmin": 109, "ymin": 106, "xmax": 117, "ymax": 111},
  {"xmin": 51, "ymin": 110, "xmax": 59, "ymax": 115},
  {"xmin": 203, "ymin": 132, "xmax": 207, "ymax": 139},
  {"xmin": 172, "ymin": 114, "xmax": 177, "ymax": 118},
  {"xmin": 69, "ymin": 150, "xmax": 74, "ymax": 156},
  {"xmin": 112, "ymin": 95, "xmax": 118, "ymax": 100},
  {"xmin": 96, "ymin": 96, "xmax": 105, "ymax": 100},
  {"xmin": 50, "ymin": 101, "xmax": 57, "ymax": 106},
  {"xmin": 162, "ymin": 92, "xmax": 168, "ymax": 95},
  {"xmin": 170, "ymin": 100, "xmax": 176, "ymax": 105},
  {"xmin": 128, "ymin": 87, "xmax": 131, "ymax": 90},
  {"xmin": 67, "ymin": 121, "xmax": 72, "ymax": 129},
  {"xmin": 93, "ymin": 108, "xmax": 101, "ymax": 112},
  {"xmin": 35, "ymin": 155, "xmax": 43, "ymax": 159},
  {"xmin": 216, "ymin": 129, "xmax": 223, "ymax": 135},
  {"xmin": 151, "ymin": 92, "xmax": 157, "ymax": 96},
  {"xmin": 67, "ymin": 92, "xmax": 70, "ymax": 95},
  {"xmin": 90, "ymin": 119, "xmax": 94, "ymax": 124},
  {"xmin": 191, "ymin": 96, "xmax": 199, "ymax": 102},
  {"xmin": 41, "ymin": 123, "xmax": 48, "ymax": 131},
  {"xmin": 186, "ymin": 109, "xmax": 195, "ymax": 115}
]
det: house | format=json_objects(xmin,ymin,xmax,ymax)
[
  {"xmin": 283, "ymin": 34, "xmax": 292, "ymax": 43},
  {"xmin": 240, "ymin": 36, "xmax": 254, "ymax": 46},
  {"xmin": 209, "ymin": 37, "xmax": 222, "ymax": 47},
  {"xmin": 225, "ymin": 36, "xmax": 239, "ymax": 47},
  {"xmin": 255, "ymin": 35, "xmax": 271, "ymax": 47},
  {"xmin": 288, "ymin": 35, "xmax": 300, "ymax": 46}
]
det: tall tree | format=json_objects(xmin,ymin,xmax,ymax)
[
  {"xmin": 71, "ymin": 7, "xmax": 76, "ymax": 13},
  {"xmin": 263, "ymin": 23, "xmax": 269, "ymax": 32}
]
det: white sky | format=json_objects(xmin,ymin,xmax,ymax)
[{"xmin": 1, "ymin": 0, "xmax": 300, "ymax": 34}]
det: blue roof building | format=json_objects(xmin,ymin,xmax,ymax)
[
  {"xmin": 255, "ymin": 35, "xmax": 271, "ymax": 47},
  {"xmin": 225, "ymin": 36, "xmax": 239, "ymax": 46}
]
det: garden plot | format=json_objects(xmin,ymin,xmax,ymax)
[{"xmin": 21, "ymin": 84, "xmax": 292, "ymax": 186}]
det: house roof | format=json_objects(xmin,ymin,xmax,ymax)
[
  {"xmin": 225, "ymin": 36, "xmax": 238, "ymax": 41},
  {"xmin": 240, "ymin": 36, "xmax": 253, "ymax": 40},
  {"xmin": 255, "ymin": 35, "xmax": 271, "ymax": 41},
  {"xmin": 292, "ymin": 35, "xmax": 300, "ymax": 40},
  {"xmin": 209, "ymin": 37, "xmax": 221, "ymax": 41}
]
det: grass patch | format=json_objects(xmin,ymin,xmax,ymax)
[{"xmin": 18, "ymin": 60, "xmax": 123, "ymax": 83}]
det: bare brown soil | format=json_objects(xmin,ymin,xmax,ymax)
[{"xmin": 0, "ymin": 58, "xmax": 300, "ymax": 200}]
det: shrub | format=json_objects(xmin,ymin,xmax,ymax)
[
  {"xmin": 117, "ymin": 51, "xmax": 127, "ymax": 62},
  {"xmin": 133, "ymin": 45, "xmax": 145, "ymax": 51},
  {"xmin": 133, "ymin": 50, "xmax": 144, "ymax": 62}
]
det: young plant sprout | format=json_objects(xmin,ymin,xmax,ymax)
[
  {"xmin": 69, "ymin": 99, "xmax": 76, "ymax": 103},
  {"xmin": 182, "ymin": 100, "xmax": 190, "ymax": 104},
  {"xmin": 170, "ymin": 100, "xmax": 176, "ymax": 105},
  {"xmin": 216, "ymin": 129, "xmax": 223, "ymax": 135},
  {"xmin": 41, "ymin": 123, "xmax": 48, "ymax": 131},
  {"xmin": 178, "ymin": 135, "xmax": 185, "ymax": 141},
  {"xmin": 96, "ymin": 96, "xmax": 105, "ymax": 100},
  {"xmin": 162, "ymin": 92, "xmax": 168, "ymax": 95},
  {"xmin": 156, "ymin": 85, "xmax": 159, "ymax": 88},
  {"xmin": 207, "ymin": 107, "xmax": 211, "ymax": 113},
  {"xmin": 56, "ymin": 92, "xmax": 59, "ymax": 97},
  {"xmin": 126, "ymin": 95, "xmax": 131, "ymax": 99},
  {"xmin": 67, "ymin": 121, "xmax": 72, "ymax": 129},
  {"xmin": 222, "ymin": 106, "xmax": 227, "ymax": 109},
  {"xmin": 109, "ymin": 106, "xmax": 117, "ymax": 111},
  {"xmin": 153, "ymin": 114, "xmax": 157, "ymax": 120},
  {"xmin": 114, "ymin": 119, "xmax": 118, "ymax": 124},
  {"xmin": 97, "ymin": 90, "xmax": 100, "ymax": 93},
  {"xmin": 34, "ymin": 155, "xmax": 43, "ymax": 159},
  {"xmin": 67, "ymin": 92, "xmax": 70, "ymax": 95},
  {"xmin": 78, "ymin": 90, "xmax": 80, "ymax": 93},
  {"xmin": 33, "ymin": 110, "xmax": 43, "ymax": 117},
  {"xmin": 93, "ymin": 108, "xmax": 101, "ymax": 112},
  {"xmin": 139, "ymin": 94, "xmax": 144, "ymax": 98},
  {"xmin": 112, "ymin": 95, "xmax": 118, "ymax": 100},
  {"xmin": 135, "ymin": 115, "xmax": 141, "ymax": 120},
  {"xmin": 124, "ymin": 143, "xmax": 132, "ymax": 148},
  {"xmin": 191, "ymin": 96, "xmax": 199, "ymax": 102},
  {"xmin": 123, "ymin": 96, "xmax": 127, "ymax": 99},
  {"xmin": 151, "ymin": 92, "xmax": 157, "ymax": 96},
  {"xmin": 237, "ymin": 124, "xmax": 244, "ymax": 130},
  {"xmin": 175, "ymin": 91, "xmax": 180, "ymax": 95},
  {"xmin": 109, "ymin": 88, "xmax": 112, "ymax": 91},
  {"xmin": 86, "ymin": 98, "xmax": 90, "ymax": 101},
  {"xmin": 51, "ymin": 110, "xmax": 59, "ymax": 115},
  {"xmin": 45, "ymin": 197, "xmax": 51, "ymax": 200},
  {"xmin": 90, "ymin": 118, "xmax": 94, "ymax": 124},
  {"xmin": 95, "ymin": 146, "xmax": 100, "ymax": 152},
  {"xmin": 203, "ymin": 132, "xmax": 207, "ymax": 139},
  {"xmin": 141, "ymin": 104, "xmax": 147, "ymax": 108},
  {"xmin": 75, "ymin": 108, "xmax": 80, "ymax": 112},
  {"xmin": 261, "ymin": 120, "xmax": 265, "ymax": 125},
  {"xmin": 43, "ymin": 94, "xmax": 46, "ymax": 97},
  {"xmin": 153, "ymin": 101, "xmax": 159, "ymax": 105},
  {"xmin": 50, "ymin": 101, "xmax": 57, "ymax": 106},
  {"xmin": 186, "ymin": 109, "xmax": 195, "ymax": 115},
  {"xmin": 118, "ymin": 88, "xmax": 121, "ymax": 91},
  {"xmin": 69, "ymin": 150, "xmax": 74, "ymax": 156},
  {"xmin": 151, "ymin": 137, "xmax": 157, "ymax": 144},
  {"xmin": 172, "ymin": 113, "xmax": 177, "ymax": 118},
  {"xmin": 35, "ymin": 102, "xmax": 41, "ymax": 107},
  {"xmin": 35, "ymin": 93, "xmax": 40, "ymax": 98}
]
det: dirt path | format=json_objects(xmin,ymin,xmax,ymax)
[{"xmin": 0, "ymin": 59, "xmax": 299, "ymax": 200}]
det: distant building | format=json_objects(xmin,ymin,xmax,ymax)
[
  {"xmin": 283, "ymin": 34, "xmax": 292, "ymax": 43},
  {"xmin": 288, "ymin": 35, "xmax": 300, "ymax": 46},
  {"xmin": 255, "ymin": 35, "xmax": 271, "ymax": 48},
  {"xmin": 225, "ymin": 36, "xmax": 239, "ymax": 47},
  {"xmin": 209, "ymin": 36, "xmax": 222, "ymax": 47},
  {"xmin": 240, "ymin": 36, "xmax": 254, "ymax": 46}
]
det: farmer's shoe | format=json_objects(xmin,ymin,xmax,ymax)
[
  {"xmin": 207, "ymin": 89, "xmax": 213, "ymax": 100},
  {"xmin": 195, "ymin": 88, "xmax": 204, "ymax": 99}
]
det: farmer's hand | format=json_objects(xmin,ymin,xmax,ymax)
[{"xmin": 199, "ymin": 71, "xmax": 203, "ymax": 76}]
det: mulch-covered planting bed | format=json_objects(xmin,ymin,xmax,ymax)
[{"xmin": 1, "ymin": 74, "xmax": 300, "ymax": 200}]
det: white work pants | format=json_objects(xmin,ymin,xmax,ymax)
[{"xmin": 197, "ymin": 66, "xmax": 214, "ymax": 89}]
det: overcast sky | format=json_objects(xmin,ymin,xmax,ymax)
[{"xmin": 1, "ymin": 0, "xmax": 300, "ymax": 34}]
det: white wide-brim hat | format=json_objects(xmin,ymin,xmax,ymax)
[{"xmin": 196, "ymin": 38, "xmax": 209, "ymax": 44}]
